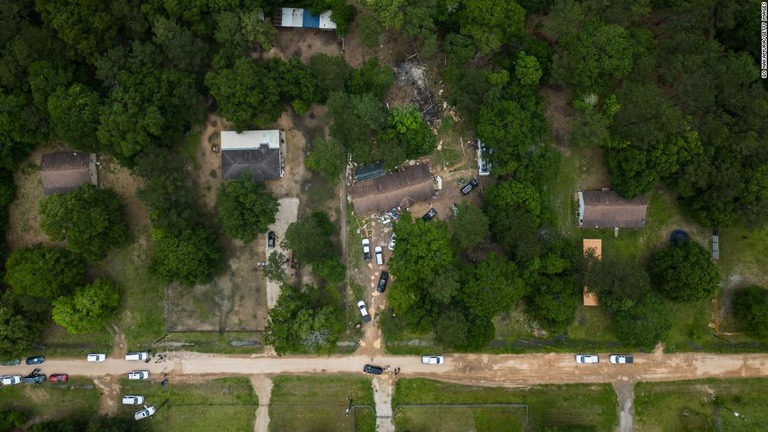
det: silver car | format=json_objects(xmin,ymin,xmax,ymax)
[
  {"xmin": 122, "ymin": 395, "xmax": 145, "ymax": 405},
  {"xmin": 134, "ymin": 405, "xmax": 156, "ymax": 420},
  {"xmin": 128, "ymin": 370, "xmax": 150, "ymax": 380}
]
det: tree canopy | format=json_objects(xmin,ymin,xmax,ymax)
[
  {"xmin": 151, "ymin": 226, "xmax": 224, "ymax": 286},
  {"xmin": 52, "ymin": 279, "xmax": 120, "ymax": 334},
  {"xmin": 216, "ymin": 174, "xmax": 279, "ymax": 243},
  {"xmin": 39, "ymin": 185, "xmax": 129, "ymax": 262},
  {"xmin": 732, "ymin": 285, "xmax": 768, "ymax": 339},
  {"xmin": 4, "ymin": 245, "xmax": 85, "ymax": 308},
  {"xmin": 650, "ymin": 239, "xmax": 719, "ymax": 303}
]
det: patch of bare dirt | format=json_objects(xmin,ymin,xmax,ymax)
[
  {"xmin": 542, "ymin": 86, "xmax": 576, "ymax": 155},
  {"xmin": 110, "ymin": 324, "xmax": 127, "ymax": 359},
  {"xmin": 191, "ymin": 114, "xmax": 231, "ymax": 213},
  {"xmin": 262, "ymin": 29, "xmax": 343, "ymax": 64},
  {"xmin": 93, "ymin": 375, "xmax": 120, "ymax": 415},
  {"xmin": 250, "ymin": 375, "xmax": 273, "ymax": 432}
]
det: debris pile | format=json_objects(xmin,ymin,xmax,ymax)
[{"xmin": 396, "ymin": 61, "xmax": 441, "ymax": 126}]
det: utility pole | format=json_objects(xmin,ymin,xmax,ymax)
[{"xmin": 713, "ymin": 397, "xmax": 747, "ymax": 422}]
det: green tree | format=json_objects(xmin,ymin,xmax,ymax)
[
  {"xmin": 216, "ymin": 173, "xmax": 279, "ymax": 243},
  {"xmin": 214, "ymin": 8, "xmax": 276, "ymax": 57},
  {"xmin": 461, "ymin": 251, "xmax": 525, "ymax": 318},
  {"xmin": 40, "ymin": 185, "xmax": 129, "ymax": 261},
  {"xmin": 305, "ymin": 137, "xmax": 346, "ymax": 183},
  {"xmin": 315, "ymin": 259, "xmax": 346, "ymax": 284},
  {"xmin": 357, "ymin": 14, "xmax": 383, "ymax": 48},
  {"xmin": 484, "ymin": 180, "xmax": 542, "ymax": 254},
  {"xmin": 650, "ymin": 239, "xmax": 719, "ymax": 302},
  {"xmin": 378, "ymin": 105, "xmax": 436, "ymax": 164},
  {"xmin": 613, "ymin": 294, "xmax": 672, "ymax": 349},
  {"xmin": 526, "ymin": 275, "xmax": 580, "ymax": 334},
  {"xmin": 459, "ymin": 0, "xmax": 525, "ymax": 53},
  {"xmin": 327, "ymin": 92, "xmax": 388, "ymax": 164},
  {"xmin": 310, "ymin": 54, "xmax": 352, "ymax": 101},
  {"xmin": 283, "ymin": 212, "xmax": 335, "ymax": 264},
  {"xmin": 515, "ymin": 51, "xmax": 543, "ymax": 86},
  {"xmin": 477, "ymin": 99, "xmax": 538, "ymax": 175},
  {"xmin": 347, "ymin": 58, "xmax": 395, "ymax": 101},
  {"xmin": 151, "ymin": 226, "xmax": 224, "ymax": 286},
  {"xmin": 0, "ymin": 295, "xmax": 45, "ymax": 358},
  {"xmin": 449, "ymin": 203, "xmax": 489, "ymax": 251},
  {"xmin": 434, "ymin": 309, "xmax": 468, "ymax": 349},
  {"xmin": 205, "ymin": 57, "xmax": 283, "ymax": 129},
  {"xmin": 362, "ymin": 0, "xmax": 406, "ymax": 29},
  {"xmin": 52, "ymin": 279, "xmax": 120, "ymax": 334},
  {"xmin": 583, "ymin": 254, "xmax": 652, "ymax": 313},
  {"xmin": 427, "ymin": 267, "xmax": 461, "ymax": 304},
  {"xmin": 152, "ymin": 17, "xmax": 208, "ymax": 72},
  {"xmin": 732, "ymin": 285, "xmax": 768, "ymax": 339},
  {"xmin": 264, "ymin": 284, "xmax": 343, "ymax": 354},
  {"xmin": 47, "ymin": 83, "xmax": 102, "ymax": 150},
  {"xmin": 134, "ymin": 147, "xmax": 196, "ymax": 233},
  {"xmin": 264, "ymin": 251, "xmax": 288, "ymax": 284},
  {"xmin": 4, "ymin": 245, "xmax": 85, "ymax": 307}
]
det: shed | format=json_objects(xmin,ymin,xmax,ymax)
[
  {"xmin": 578, "ymin": 190, "xmax": 648, "ymax": 228},
  {"xmin": 354, "ymin": 163, "xmax": 384, "ymax": 182},
  {"xmin": 221, "ymin": 130, "xmax": 284, "ymax": 182},
  {"xmin": 582, "ymin": 239, "xmax": 602, "ymax": 307},
  {"xmin": 39, "ymin": 152, "xmax": 98, "ymax": 196},
  {"xmin": 275, "ymin": 8, "xmax": 337, "ymax": 30},
  {"xmin": 350, "ymin": 164, "xmax": 434, "ymax": 214}
]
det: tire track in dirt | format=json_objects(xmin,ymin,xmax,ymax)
[{"xmin": 250, "ymin": 375, "xmax": 273, "ymax": 432}]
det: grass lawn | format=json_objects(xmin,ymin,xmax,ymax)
[
  {"xmin": 0, "ymin": 377, "xmax": 100, "ymax": 422},
  {"xmin": 119, "ymin": 377, "xmax": 256, "ymax": 432},
  {"xmin": 160, "ymin": 332, "xmax": 264, "ymax": 354},
  {"xmin": 635, "ymin": 378, "xmax": 768, "ymax": 432},
  {"xmin": 99, "ymin": 239, "xmax": 166, "ymax": 349},
  {"xmin": 396, "ymin": 406, "xmax": 528, "ymax": 432},
  {"xmin": 41, "ymin": 323, "xmax": 113, "ymax": 358},
  {"xmin": 393, "ymin": 379, "xmax": 618, "ymax": 432},
  {"xmin": 270, "ymin": 375, "xmax": 376, "ymax": 432}
]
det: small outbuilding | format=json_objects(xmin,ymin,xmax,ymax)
[
  {"xmin": 221, "ymin": 130, "xmax": 285, "ymax": 182},
  {"xmin": 578, "ymin": 190, "xmax": 648, "ymax": 228},
  {"xmin": 39, "ymin": 151, "xmax": 98, "ymax": 196},
  {"xmin": 274, "ymin": 8, "xmax": 337, "ymax": 30},
  {"xmin": 350, "ymin": 164, "xmax": 435, "ymax": 215}
]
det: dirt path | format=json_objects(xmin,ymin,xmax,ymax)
[
  {"xmin": 613, "ymin": 381, "xmax": 635, "ymax": 432},
  {"xmin": 372, "ymin": 375, "xmax": 395, "ymax": 432},
  {"xmin": 93, "ymin": 375, "xmax": 120, "ymax": 415},
  {"xmin": 250, "ymin": 375, "xmax": 273, "ymax": 432},
  {"xmin": 265, "ymin": 197, "xmax": 300, "ymax": 309},
  {"xmin": 11, "ymin": 352, "xmax": 768, "ymax": 388}
]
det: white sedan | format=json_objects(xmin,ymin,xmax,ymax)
[
  {"xmin": 421, "ymin": 355, "xmax": 444, "ymax": 365},
  {"xmin": 134, "ymin": 405, "xmax": 157, "ymax": 420},
  {"xmin": 87, "ymin": 353, "xmax": 106, "ymax": 362},
  {"xmin": 1, "ymin": 375, "xmax": 22, "ymax": 385}
]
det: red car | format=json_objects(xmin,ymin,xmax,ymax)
[{"xmin": 49, "ymin": 373, "xmax": 68, "ymax": 382}]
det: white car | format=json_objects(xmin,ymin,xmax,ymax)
[
  {"xmin": 609, "ymin": 354, "xmax": 634, "ymax": 364},
  {"xmin": 357, "ymin": 300, "xmax": 371, "ymax": 323},
  {"xmin": 361, "ymin": 238, "xmax": 371, "ymax": 261},
  {"xmin": 87, "ymin": 353, "xmax": 106, "ymax": 362},
  {"xmin": 134, "ymin": 405, "xmax": 157, "ymax": 420},
  {"xmin": 122, "ymin": 395, "xmax": 145, "ymax": 405},
  {"xmin": 575, "ymin": 354, "xmax": 599, "ymax": 364},
  {"xmin": 374, "ymin": 246, "xmax": 384, "ymax": 266},
  {"xmin": 388, "ymin": 233, "xmax": 396, "ymax": 250},
  {"xmin": 421, "ymin": 355, "xmax": 444, "ymax": 365},
  {"xmin": 1, "ymin": 375, "xmax": 22, "ymax": 385},
  {"xmin": 128, "ymin": 370, "xmax": 150, "ymax": 380}
]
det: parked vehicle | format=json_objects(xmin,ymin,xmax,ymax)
[
  {"xmin": 122, "ymin": 395, "xmax": 145, "ymax": 405},
  {"xmin": 357, "ymin": 300, "xmax": 371, "ymax": 323},
  {"xmin": 134, "ymin": 405, "xmax": 157, "ymax": 420},
  {"xmin": 376, "ymin": 271, "xmax": 389, "ymax": 293},
  {"xmin": 125, "ymin": 352, "xmax": 149, "ymax": 361},
  {"xmin": 49, "ymin": 374, "xmax": 68, "ymax": 382},
  {"xmin": 361, "ymin": 238, "xmax": 371, "ymax": 261},
  {"xmin": 422, "ymin": 208, "xmax": 437, "ymax": 221},
  {"xmin": 0, "ymin": 359, "xmax": 20, "ymax": 366},
  {"xmin": 87, "ymin": 353, "xmax": 106, "ymax": 362},
  {"xmin": 477, "ymin": 139, "xmax": 491, "ymax": 176},
  {"xmin": 575, "ymin": 354, "xmax": 599, "ymax": 364},
  {"xmin": 22, "ymin": 375, "xmax": 46, "ymax": 384},
  {"xmin": 451, "ymin": 202, "xmax": 459, "ymax": 217},
  {"xmin": 363, "ymin": 364, "xmax": 384, "ymax": 375},
  {"xmin": 609, "ymin": 354, "xmax": 634, "ymax": 364},
  {"xmin": 267, "ymin": 231, "xmax": 276, "ymax": 249},
  {"xmin": 25, "ymin": 356, "xmax": 45, "ymax": 365},
  {"xmin": 460, "ymin": 178, "xmax": 478, "ymax": 195},
  {"xmin": 128, "ymin": 370, "xmax": 150, "ymax": 380},
  {"xmin": 374, "ymin": 246, "xmax": 384, "ymax": 266},
  {"xmin": 421, "ymin": 355, "xmax": 444, "ymax": 365},
  {"xmin": 0, "ymin": 375, "xmax": 22, "ymax": 385},
  {"xmin": 388, "ymin": 233, "xmax": 396, "ymax": 251}
]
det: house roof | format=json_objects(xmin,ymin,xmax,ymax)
[
  {"xmin": 39, "ymin": 152, "xmax": 93, "ymax": 195},
  {"xmin": 222, "ymin": 148, "xmax": 282, "ymax": 182},
  {"xmin": 350, "ymin": 164, "xmax": 435, "ymax": 214},
  {"xmin": 277, "ymin": 8, "xmax": 336, "ymax": 29},
  {"xmin": 221, "ymin": 130, "xmax": 280, "ymax": 150},
  {"xmin": 580, "ymin": 190, "xmax": 648, "ymax": 228}
]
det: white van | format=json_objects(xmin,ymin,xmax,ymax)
[
  {"xmin": 125, "ymin": 352, "xmax": 149, "ymax": 361},
  {"xmin": 375, "ymin": 246, "xmax": 384, "ymax": 266}
]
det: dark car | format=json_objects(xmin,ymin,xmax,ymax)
[
  {"xmin": 25, "ymin": 356, "xmax": 45, "ymax": 365},
  {"xmin": 422, "ymin": 208, "xmax": 437, "ymax": 221},
  {"xmin": 0, "ymin": 359, "xmax": 20, "ymax": 366},
  {"xmin": 363, "ymin": 364, "xmax": 384, "ymax": 375},
  {"xmin": 49, "ymin": 373, "xmax": 68, "ymax": 382},
  {"xmin": 377, "ymin": 271, "xmax": 389, "ymax": 293},
  {"xmin": 267, "ymin": 231, "xmax": 276, "ymax": 249},
  {"xmin": 22, "ymin": 375, "xmax": 46, "ymax": 384},
  {"xmin": 460, "ymin": 178, "xmax": 478, "ymax": 195}
]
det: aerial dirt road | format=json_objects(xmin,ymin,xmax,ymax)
[{"xmin": 5, "ymin": 350, "xmax": 768, "ymax": 387}]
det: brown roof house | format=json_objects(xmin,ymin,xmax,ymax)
[
  {"xmin": 221, "ymin": 130, "xmax": 285, "ymax": 182},
  {"xmin": 350, "ymin": 164, "xmax": 435, "ymax": 214},
  {"xmin": 578, "ymin": 190, "xmax": 648, "ymax": 228},
  {"xmin": 39, "ymin": 152, "xmax": 98, "ymax": 196}
]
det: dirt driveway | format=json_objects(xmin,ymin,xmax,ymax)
[{"xmin": 265, "ymin": 197, "xmax": 299, "ymax": 308}]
